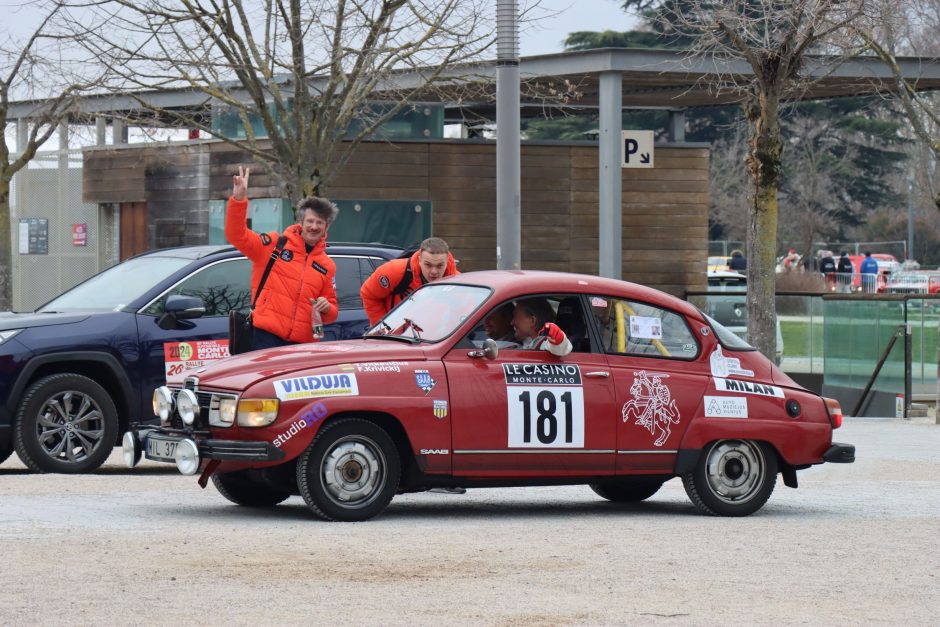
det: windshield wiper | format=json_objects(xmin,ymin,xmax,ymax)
[{"xmin": 361, "ymin": 334, "xmax": 418, "ymax": 344}]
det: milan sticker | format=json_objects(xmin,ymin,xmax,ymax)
[
  {"xmin": 713, "ymin": 377, "xmax": 783, "ymax": 398},
  {"xmin": 709, "ymin": 345, "xmax": 754, "ymax": 378},
  {"xmin": 704, "ymin": 396, "xmax": 749, "ymax": 418},
  {"xmin": 622, "ymin": 370, "xmax": 680, "ymax": 447}
]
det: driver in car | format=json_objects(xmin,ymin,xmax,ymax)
[{"xmin": 511, "ymin": 298, "xmax": 572, "ymax": 357}]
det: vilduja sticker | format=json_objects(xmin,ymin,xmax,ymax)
[{"xmin": 273, "ymin": 373, "xmax": 359, "ymax": 401}]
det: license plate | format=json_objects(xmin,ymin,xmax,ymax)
[{"xmin": 145, "ymin": 434, "xmax": 180, "ymax": 462}]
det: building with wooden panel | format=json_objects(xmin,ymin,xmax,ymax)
[{"xmin": 83, "ymin": 138, "xmax": 709, "ymax": 296}]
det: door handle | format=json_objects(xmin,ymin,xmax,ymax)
[{"xmin": 585, "ymin": 371, "xmax": 610, "ymax": 378}]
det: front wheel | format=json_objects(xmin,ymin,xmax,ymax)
[
  {"xmin": 296, "ymin": 418, "xmax": 400, "ymax": 522},
  {"xmin": 682, "ymin": 439, "xmax": 777, "ymax": 517},
  {"xmin": 590, "ymin": 479, "xmax": 663, "ymax": 502},
  {"xmin": 13, "ymin": 373, "xmax": 119, "ymax": 473},
  {"xmin": 212, "ymin": 471, "xmax": 292, "ymax": 507}
]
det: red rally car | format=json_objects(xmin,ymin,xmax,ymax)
[{"xmin": 123, "ymin": 271, "xmax": 854, "ymax": 521}]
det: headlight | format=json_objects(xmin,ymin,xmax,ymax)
[
  {"xmin": 0, "ymin": 329, "xmax": 22, "ymax": 345},
  {"xmin": 212, "ymin": 397, "xmax": 237, "ymax": 427},
  {"xmin": 153, "ymin": 386, "xmax": 174, "ymax": 420},
  {"xmin": 176, "ymin": 389, "xmax": 199, "ymax": 425},
  {"xmin": 236, "ymin": 398, "xmax": 279, "ymax": 427},
  {"xmin": 174, "ymin": 439, "xmax": 200, "ymax": 475}
]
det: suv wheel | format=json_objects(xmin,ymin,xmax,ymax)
[{"xmin": 13, "ymin": 374, "xmax": 119, "ymax": 473}]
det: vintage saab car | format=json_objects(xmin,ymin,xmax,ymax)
[{"xmin": 124, "ymin": 271, "xmax": 854, "ymax": 521}]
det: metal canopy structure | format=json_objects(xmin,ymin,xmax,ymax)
[{"xmin": 10, "ymin": 48, "xmax": 940, "ymax": 280}]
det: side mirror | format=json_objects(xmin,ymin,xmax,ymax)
[
  {"xmin": 157, "ymin": 295, "xmax": 206, "ymax": 330},
  {"xmin": 468, "ymin": 338, "xmax": 499, "ymax": 360}
]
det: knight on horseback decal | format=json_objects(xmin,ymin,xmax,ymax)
[{"xmin": 622, "ymin": 370, "xmax": 681, "ymax": 447}]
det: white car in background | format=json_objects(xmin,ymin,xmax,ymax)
[{"xmin": 705, "ymin": 271, "xmax": 784, "ymax": 365}]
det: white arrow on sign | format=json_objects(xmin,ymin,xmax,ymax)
[{"xmin": 621, "ymin": 130, "xmax": 654, "ymax": 168}]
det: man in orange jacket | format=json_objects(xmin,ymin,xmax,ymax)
[
  {"xmin": 360, "ymin": 237, "xmax": 459, "ymax": 326},
  {"xmin": 226, "ymin": 166, "xmax": 339, "ymax": 350}
]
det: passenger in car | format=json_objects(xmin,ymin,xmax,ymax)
[
  {"xmin": 484, "ymin": 303, "xmax": 516, "ymax": 343},
  {"xmin": 511, "ymin": 298, "xmax": 572, "ymax": 357}
]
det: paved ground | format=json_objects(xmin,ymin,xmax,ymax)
[{"xmin": 1, "ymin": 417, "xmax": 937, "ymax": 625}]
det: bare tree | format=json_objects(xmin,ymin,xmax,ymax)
[
  {"xmin": 646, "ymin": 0, "xmax": 864, "ymax": 360},
  {"xmin": 76, "ymin": 0, "xmax": 493, "ymax": 202},
  {"xmin": 855, "ymin": 0, "xmax": 940, "ymax": 211},
  {"xmin": 0, "ymin": 1, "xmax": 106, "ymax": 311},
  {"xmin": 708, "ymin": 123, "xmax": 751, "ymax": 243}
]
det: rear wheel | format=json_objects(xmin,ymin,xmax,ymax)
[
  {"xmin": 682, "ymin": 440, "xmax": 777, "ymax": 517},
  {"xmin": 590, "ymin": 479, "xmax": 663, "ymax": 502},
  {"xmin": 212, "ymin": 471, "xmax": 292, "ymax": 507},
  {"xmin": 13, "ymin": 374, "xmax": 119, "ymax": 473},
  {"xmin": 296, "ymin": 418, "xmax": 400, "ymax": 522}
]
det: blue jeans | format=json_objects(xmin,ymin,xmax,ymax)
[{"xmin": 252, "ymin": 327, "xmax": 292, "ymax": 351}]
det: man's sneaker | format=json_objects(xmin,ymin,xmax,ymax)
[{"xmin": 428, "ymin": 487, "xmax": 467, "ymax": 494}]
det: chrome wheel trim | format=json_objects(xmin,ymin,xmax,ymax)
[
  {"xmin": 320, "ymin": 435, "xmax": 386, "ymax": 508},
  {"xmin": 704, "ymin": 440, "xmax": 766, "ymax": 504},
  {"xmin": 35, "ymin": 391, "xmax": 105, "ymax": 462}
]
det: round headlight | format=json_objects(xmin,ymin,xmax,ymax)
[
  {"xmin": 174, "ymin": 438, "xmax": 200, "ymax": 475},
  {"xmin": 176, "ymin": 389, "xmax": 198, "ymax": 425},
  {"xmin": 122, "ymin": 431, "xmax": 141, "ymax": 468},
  {"xmin": 153, "ymin": 386, "xmax": 174, "ymax": 420}
]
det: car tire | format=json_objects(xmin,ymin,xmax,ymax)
[
  {"xmin": 590, "ymin": 479, "xmax": 663, "ymax": 502},
  {"xmin": 13, "ymin": 373, "xmax": 119, "ymax": 474},
  {"xmin": 212, "ymin": 471, "xmax": 292, "ymax": 507},
  {"xmin": 682, "ymin": 439, "xmax": 777, "ymax": 517},
  {"xmin": 296, "ymin": 417, "xmax": 400, "ymax": 522}
]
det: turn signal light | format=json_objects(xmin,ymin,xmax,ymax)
[{"xmin": 823, "ymin": 397, "xmax": 843, "ymax": 429}]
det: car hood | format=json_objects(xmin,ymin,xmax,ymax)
[
  {"xmin": 188, "ymin": 339, "xmax": 430, "ymax": 390},
  {"xmin": 0, "ymin": 311, "xmax": 93, "ymax": 330}
]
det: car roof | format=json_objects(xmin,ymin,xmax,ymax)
[
  {"xmin": 437, "ymin": 270, "xmax": 706, "ymax": 320},
  {"xmin": 130, "ymin": 241, "xmax": 403, "ymax": 262}
]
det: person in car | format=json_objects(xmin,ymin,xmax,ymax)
[
  {"xmin": 360, "ymin": 237, "xmax": 459, "ymax": 326},
  {"xmin": 511, "ymin": 298, "xmax": 572, "ymax": 357},
  {"xmin": 225, "ymin": 166, "xmax": 339, "ymax": 349},
  {"xmin": 484, "ymin": 303, "xmax": 517, "ymax": 343}
]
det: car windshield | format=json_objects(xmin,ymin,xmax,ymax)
[
  {"xmin": 38, "ymin": 256, "xmax": 192, "ymax": 312},
  {"xmin": 365, "ymin": 284, "xmax": 491, "ymax": 342}
]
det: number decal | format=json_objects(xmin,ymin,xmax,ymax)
[{"xmin": 509, "ymin": 386, "xmax": 584, "ymax": 448}]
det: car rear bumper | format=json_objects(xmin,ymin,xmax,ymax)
[{"xmin": 823, "ymin": 442, "xmax": 855, "ymax": 463}]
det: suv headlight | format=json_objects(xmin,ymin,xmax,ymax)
[
  {"xmin": 237, "ymin": 399, "xmax": 279, "ymax": 427},
  {"xmin": 0, "ymin": 329, "xmax": 22, "ymax": 345}
]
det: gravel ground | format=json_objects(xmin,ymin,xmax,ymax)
[{"xmin": 1, "ymin": 417, "xmax": 937, "ymax": 625}]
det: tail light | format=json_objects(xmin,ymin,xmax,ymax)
[{"xmin": 823, "ymin": 397, "xmax": 843, "ymax": 429}]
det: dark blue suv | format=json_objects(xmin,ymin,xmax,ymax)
[{"xmin": 0, "ymin": 242, "xmax": 401, "ymax": 473}]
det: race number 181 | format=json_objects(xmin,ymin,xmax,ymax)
[{"xmin": 507, "ymin": 386, "xmax": 585, "ymax": 448}]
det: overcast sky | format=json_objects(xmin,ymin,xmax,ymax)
[{"xmin": 521, "ymin": 0, "xmax": 638, "ymax": 56}]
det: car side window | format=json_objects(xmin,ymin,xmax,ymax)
[
  {"xmin": 140, "ymin": 259, "xmax": 252, "ymax": 317},
  {"xmin": 461, "ymin": 294, "xmax": 594, "ymax": 354},
  {"xmin": 332, "ymin": 256, "xmax": 364, "ymax": 310},
  {"xmin": 589, "ymin": 296, "xmax": 698, "ymax": 360}
]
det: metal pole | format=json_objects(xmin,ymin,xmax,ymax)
[
  {"xmin": 598, "ymin": 71, "xmax": 622, "ymax": 279},
  {"xmin": 495, "ymin": 0, "xmax": 520, "ymax": 270},
  {"xmin": 906, "ymin": 170, "xmax": 915, "ymax": 260},
  {"xmin": 96, "ymin": 117, "xmax": 107, "ymax": 146},
  {"xmin": 904, "ymin": 322, "xmax": 912, "ymax": 419}
]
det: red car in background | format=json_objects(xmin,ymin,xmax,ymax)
[{"xmin": 124, "ymin": 271, "xmax": 854, "ymax": 521}]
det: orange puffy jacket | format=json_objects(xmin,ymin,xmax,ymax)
[
  {"xmin": 359, "ymin": 250, "xmax": 459, "ymax": 325},
  {"xmin": 225, "ymin": 196, "xmax": 338, "ymax": 343}
]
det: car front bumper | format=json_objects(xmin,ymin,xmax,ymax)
[{"xmin": 122, "ymin": 428, "xmax": 285, "ymax": 474}]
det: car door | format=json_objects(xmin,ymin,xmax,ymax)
[
  {"xmin": 443, "ymin": 295, "xmax": 617, "ymax": 478},
  {"xmin": 586, "ymin": 295, "xmax": 708, "ymax": 474},
  {"xmin": 135, "ymin": 258, "xmax": 251, "ymax": 419}
]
